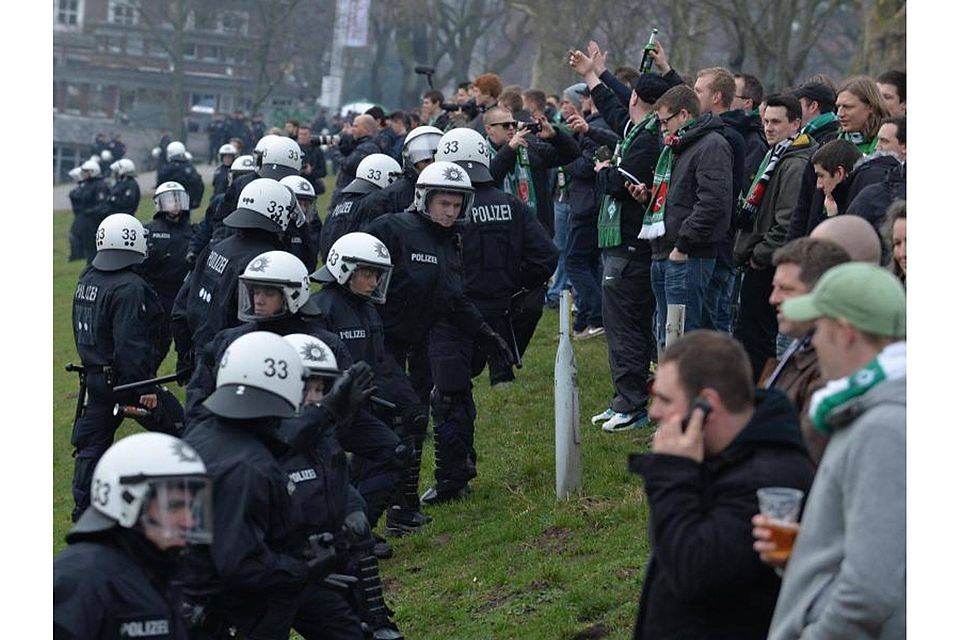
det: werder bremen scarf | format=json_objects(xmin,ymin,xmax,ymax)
[
  {"xmin": 801, "ymin": 112, "xmax": 838, "ymax": 138},
  {"xmin": 739, "ymin": 132, "xmax": 810, "ymax": 225},
  {"xmin": 839, "ymin": 129, "xmax": 879, "ymax": 155},
  {"xmin": 638, "ymin": 118, "xmax": 696, "ymax": 240},
  {"xmin": 598, "ymin": 113, "xmax": 658, "ymax": 247},
  {"xmin": 489, "ymin": 140, "xmax": 538, "ymax": 212},
  {"xmin": 809, "ymin": 341, "xmax": 906, "ymax": 435}
]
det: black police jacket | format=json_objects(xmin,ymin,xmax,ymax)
[
  {"xmin": 187, "ymin": 193, "xmax": 226, "ymax": 260},
  {"xmin": 143, "ymin": 213, "xmax": 193, "ymax": 297},
  {"xmin": 184, "ymin": 314, "xmax": 354, "ymax": 427},
  {"xmin": 176, "ymin": 228, "xmax": 286, "ymax": 357},
  {"xmin": 108, "ymin": 176, "xmax": 141, "ymax": 215},
  {"xmin": 461, "ymin": 183, "xmax": 558, "ymax": 304},
  {"xmin": 285, "ymin": 214, "xmax": 322, "ymax": 273},
  {"xmin": 313, "ymin": 284, "xmax": 386, "ymax": 373},
  {"xmin": 364, "ymin": 211, "xmax": 485, "ymax": 347},
  {"xmin": 342, "ymin": 171, "xmax": 417, "ymax": 232},
  {"xmin": 54, "ymin": 529, "xmax": 189, "ymax": 639},
  {"xmin": 212, "ymin": 164, "xmax": 230, "ymax": 196},
  {"xmin": 335, "ymin": 135, "xmax": 381, "ymax": 190},
  {"xmin": 157, "ymin": 160, "xmax": 205, "ymax": 211},
  {"xmin": 73, "ymin": 266, "xmax": 164, "ymax": 401},
  {"xmin": 318, "ymin": 190, "xmax": 369, "ymax": 262},
  {"xmin": 630, "ymin": 390, "xmax": 815, "ymax": 640},
  {"xmin": 219, "ymin": 171, "xmax": 257, "ymax": 229},
  {"xmin": 182, "ymin": 415, "xmax": 310, "ymax": 626},
  {"xmin": 69, "ymin": 177, "xmax": 111, "ymax": 219}
]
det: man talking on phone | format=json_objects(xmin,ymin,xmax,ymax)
[{"xmin": 629, "ymin": 330, "xmax": 814, "ymax": 639}]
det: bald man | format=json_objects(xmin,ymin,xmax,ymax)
[
  {"xmin": 810, "ymin": 215, "xmax": 881, "ymax": 264},
  {"xmin": 334, "ymin": 114, "xmax": 384, "ymax": 196}
]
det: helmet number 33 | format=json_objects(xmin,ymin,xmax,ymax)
[{"xmin": 263, "ymin": 357, "xmax": 288, "ymax": 379}]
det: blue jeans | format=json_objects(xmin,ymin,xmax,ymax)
[
  {"xmin": 565, "ymin": 219, "xmax": 603, "ymax": 331},
  {"xmin": 546, "ymin": 200, "xmax": 571, "ymax": 302},
  {"xmin": 702, "ymin": 262, "xmax": 735, "ymax": 334},
  {"xmin": 650, "ymin": 257, "xmax": 716, "ymax": 348}
]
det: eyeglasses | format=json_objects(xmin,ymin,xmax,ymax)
[
  {"xmin": 735, "ymin": 95, "xmax": 751, "ymax": 100},
  {"xmin": 490, "ymin": 121, "xmax": 517, "ymax": 129},
  {"xmin": 657, "ymin": 112, "xmax": 681, "ymax": 128}
]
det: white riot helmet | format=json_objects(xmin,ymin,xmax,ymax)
[
  {"xmin": 110, "ymin": 158, "xmax": 136, "ymax": 178},
  {"xmin": 218, "ymin": 143, "xmax": 239, "ymax": 163},
  {"xmin": 401, "ymin": 125, "xmax": 443, "ymax": 175},
  {"xmin": 166, "ymin": 141, "xmax": 187, "ymax": 161},
  {"xmin": 284, "ymin": 333, "xmax": 340, "ymax": 380},
  {"xmin": 69, "ymin": 433, "xmax": 213, "ymax": 546},
  {"xmin": 230, "ymin": 155, "xmax": 257, "ymax": 175},
  {"xmin": 254, "ymin": 134, "xmax": 302, "ymax": 180},
  {"xmin": 279, "ymin": 175, "xmax": 316, "ymax": 226},
  {"xmin": 435, "ymin": 127, "xmax": 493, "ymax": 183},
  {"xmin": 237, "ymin": 250, "xmax": 312, "ymax": 322},
  {"xmin": 93, "ymin": 213, "xmax": 148, "ymax": 271},
  {"xmin": 68, "ymin": 167, "xmax": 84, "ymax": 182},
  {"xmin": 81, "ymin": 159, "xmax": 101, "ymax": 178},
  {"xmin": 154, "ymin": 181, "xmax": 190, "ymax": 216},
  {"xmin": 223, "ymin": 177, "xmax": 297, "ymax": 233},
  {"xmin": 151, "ymin": 146, "xmax": 162, "ymax": 159},
  {"xmin": 311, "ymin": 232, "xmax": 393, "ymax": 304},
  {"xmin": 344, "ymin": 154, "xmax": 402, "ymax": 195},
  {"xmin": 412, "ymin": 161, "xmax": 475, "ymax": 228},
  {"xmin": 100, "ymin": 149, "xmax": 113, "ymax": 163},
  {"xmin": 203, "ymin": 331, "xmax": 306, "ymax": 419}
]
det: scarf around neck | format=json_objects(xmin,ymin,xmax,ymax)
[
  {"xmin": 839, "ymin": 129, "xmax": 879, "ymax": 155},
  {"xmin": 638, "ymin": 118, "xmax": 696, "ymax": 240},
  {"xmin": 801, "ymin": 112, "xmax": 838, "ymax": 137},
  {"xmin": 809, "ymin": 341, "xmax": 906, "ymax": 435},
  {"xmin": 489, "ymin": 139, "xmax": 538, "ymax": 211},
  {"xmin": 738, "ymin": 132, "xmax": 809, "ymax": 229},
  {"xmin": 598, "ymin": 112, "xmax": 658, "ymax": 247}
]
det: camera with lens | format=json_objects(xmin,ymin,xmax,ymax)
[
  {"xmin": 442, "ymin": 98, "xmax": 479, "ymax": 120},
  {"xmin": 522, "ymin": 121, "xmax": 543, "ymax": 135},
  {"xmin": 309, "ymin": 134, "xmax": 340, "ymax": 147}
]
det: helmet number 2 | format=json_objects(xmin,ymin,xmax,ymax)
[
  {"xmin": 263, "ymin": 358, "xmax": 288, "ymax": 379},
  {"xmin": 92, "ymin": 478, "xmax": 111, "ymax": 507}
]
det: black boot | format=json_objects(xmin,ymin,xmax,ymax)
[
  {"xmin": 385, "ymin": 441, "xmax": 432, "ymax": 536},
  {"xmin": 355, "ymin": 554, "xmax": 404, "ymax": 640}
]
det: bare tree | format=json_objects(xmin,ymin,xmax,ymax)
[
  {"xmin": 852, "ymin": 0, "xmax": 905, "ymax": 75},
  {"xmin": 246, "ymin": 0, "xmax": 308, "ymax": 112}
]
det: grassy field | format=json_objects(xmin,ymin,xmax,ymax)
[{"xmin": 52, "ymin": 179, "xmax": 655, "ymax": 639}]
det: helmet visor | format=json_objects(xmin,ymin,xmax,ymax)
[
  {"xmin": 139, "ymin": 476, "xmax": 213, "ymax": 547},
  {"xmin": 156, "ymin": 191, "xmax": 190, "ymax": 214},
  {"xmin": 237, "ymin": 279, "xmax": 290, "ymax": 322},
  {"xmin": 344, "ymin": 261, "xmax": 392, "ymax": 304}
]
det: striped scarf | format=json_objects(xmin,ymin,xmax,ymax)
[
  {"xmin": 638, "ymin": 119, "xmax": 695, "ymax": 239},
  {"xmin": 737, "ymin": 132, "xmax": 808, "ymax": 229},
  {"xmin": 598, "ymin": 113, "xmax": 658, "ymax": 247}
]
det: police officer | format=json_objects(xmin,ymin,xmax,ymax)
[
  {"xmin": 280, "ymin": 174, "xmax": 323, "ymax": 273},
  {"xmin": 182, "ymin": 332, "xmax": 357, "ymax": 639},
  {"xmin": 68, "ymin": 159, "xmax": 111, "ymax": 263},
  {"xmin": 363, "ymin": 162, "xmax": 515, "ymax": 533},
  {"xmin": 70, "ymin": 214, "xmax": 171, "ymax": 521},
  {"xmin": 157, "ymin": 141, "xmax": 205, "ymax": 210},
  {"xmin": 220, "ymin": 134, "xmax": 304, "ymax": 225},
  {"xmin": 187, "ymin": 154, "xmax": 257, "ymax": 265},
  {"xmin": 348, "ymin": 126, "xmax": 443, "ymax": 228},
  {"xmin": 107, "ymin": 158, "xmax": 140, "ymax": 215},
  {"xmin": 318, "ymin": 153, "xmax": 401, "ymax": 261},
  {"xmin": 281, "ymin": 334, "xmax": 403, "ymax": 640},
  {"xmin": 142, "ymin": 181, "xmax": 194, "ymax": 360},
  {"xmin": 54, "ymin": 432, "xmax": 213, "ymax": 639},
  {"xmin": 171, "ymin": 177, "xmax": 297, "ymax": 370},
  {"xmin": 419, "ymin": 129, "xmax": 558, "ymax": 504},
  {"xmin": 211, "ymin": 143, "xmax": 237, "ymax": 196}
]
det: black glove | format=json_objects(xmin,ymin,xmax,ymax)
[
  {"xmin": 343, "ymin": 510, "xmax": 370, "ymax": 541},
  {"xmin": 305, "ymin": 532, "xmax": 337, "ymax": 579},
  {"xmin": 184, "ymin": 250, "xmax": 197, "ymax": 268},
  {"xmin": 478, "ymin": 322, "xmax": 516, "ymax": 371},
  {"xmin": 321, "ymin": 362, "xmax": 376, "ymax": 424}
]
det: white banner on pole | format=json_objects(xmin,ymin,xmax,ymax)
[{"xmin": 337, "ymin": 0, "xmax": 371, "ymax": 48}]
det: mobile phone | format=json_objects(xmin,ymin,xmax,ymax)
[
  {"xmin": 593, "ymin": 146, "xmax": 613, "ymax": 163},
  {"xmin": 523, "ymin": 121, "xmax": 543, "ymax": 134},
  {"xmin": 681, "ymin": 396, "xmax": 713, "ymax": 433},
  {"xmin": 618, "ymin": 167, "xmax": 644, "ymax": 186}
]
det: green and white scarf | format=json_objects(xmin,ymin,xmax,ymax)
[
  {"xmin": 638, "ymin": 118, "xmax": 695, "ymax": 240},
  {"xmin": 598, "ymin": 113, "xmax": 658, "ymax": 248},
  {"xmin": 739, "ymin": 132, "xmax": 810, "ymax": 225},
  {"xmin": 489, "ymin": 140, "xmax": 538, "ymax": 212},
  {"xmin": 801, "ymin": 112, "xmax": 838, "ymax": 138},
  {"xmin": 838, "ymin": 129, "xmax": 879, "ymax": 155},
  {"xmin": 809, "ymin": 341, "xmax": 906, "ymax": 435}
]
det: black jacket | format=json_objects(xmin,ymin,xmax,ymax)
[
  {"xmin": 157, "ymin": 159, "xmax": 204, "ymax": 211},
  {"xmin": 285, "ymin": 214, "xmax": 322, "ymax": 273},
  {"xmin": 318, "ymin": 189, "xmax": 373, "ymax": 262},
  {"xmin": 335, "ymin": 135, "xmax": 381, "ymax": 190},
  {"xmin": 364, "ymin": 211, "xmax": 485, "ymax": 347},
  {"xmin": 219, "ymin": 171, "xmax": 258, "ymax": 229},
  {"xmin": 69, "ymin": 177, "xmax": 111, "ymax": 220},
  {"xmin": 313, "ymin": 284, "xmax": 386, "ymax": 373},
  {"xmin": 108, "ymin": 176, "xmax": 140, "ymax": 215},
  {"xmin": 651, "ymin": 114, "xmax": 734, "ymax": 260},
  {"xmin": 142, "ymin": 212, "xmax": 193, "ymax": 297},
  {"xmin": 632, "ymin": 389, "xmax": 816, "ymax": 640},
  {"xmin": 720, "ymin": 111, "xmax": 768, "ymax": 194},
  {"xmin": 343, "ymin": 171, "xmax": 417, "ymax": 228},
  {"xmin": 212, "ymin": 164, "xmax": 230, "ymax": 196},
  {"xmin": 847, "ymin": 161, "xmax": 905, "ymax": 263},
  {"xmin": 591, "ymin": 84, "xmax": 661, "ymax": 255},
  {"xmin": 188, "ymin": 192, "xmax": 227, "ymax": 259},
  {"xmin": 54, "ymin": 529, "xmax": 189, "ymax": 639},
  {"xmin": 563, "ymin": 114, "xmax": 609, "ymax": 226}
]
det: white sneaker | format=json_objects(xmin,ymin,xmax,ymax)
[
  {"xmin": 591, "ymin": 408, "xmax": 615, "ymax": 425},
  {"xmin": 602, "ymin": 411, "xmax": 650, "ymax": 433}
]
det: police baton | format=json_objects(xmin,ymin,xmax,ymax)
[
  {"xmin": 64, "ymin": 363, "xmax": 87, "ymax": 426},
  {"xmin": 113, "ymin": 371, "xmax": 186, "ymax": 394}
]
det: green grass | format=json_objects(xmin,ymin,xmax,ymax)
[{"xmin": 53, "ymin": 178, "xmax": 653, "ymax": 639}]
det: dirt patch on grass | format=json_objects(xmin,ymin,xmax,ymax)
[
  {"xmin": 525, "ymin": 525, "xmax": 573, "ymax": 555},
  {"xmin": 381, "ymin": 575, "xmax": 400, "ymax": 594},
  {"xmin": 568, "ymin": 622, "xmax": 612, "ymax": 639},
  {"xmin": 433, "ymin": 533, "xmax": 452, "ymax": 546},
  {"xmin": 616, "ymin": 566, "xmax": 639, "ymax": 579}
]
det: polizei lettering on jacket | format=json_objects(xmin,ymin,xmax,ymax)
[
  {"xmin": 288, "ymin": 468, "xmax": 317, "ymax": 483},
  {"xmin": 339, "ymin": 328, "xmax": 367, "ymax": 340},
  {"xmin": 410, "ymin": 252, "xmax": 438, "ymax": 264},
  {"xmin": 330, "ymin": 201, "xmax": 353, "ymax": 218},
  {"xmin": 206, "ymin": 251, "xmax": 229, "ymax": 274},
  {"xmin": 470, "ymin": 203, "xmax": 513, "ymax": 223},
  {"xmin": 118, "ymin": 618, "xmax": 169, "ymax": 637},
  {"xmin": 75, "ymin": 283, "xmax": 99, "ymax": 302}
]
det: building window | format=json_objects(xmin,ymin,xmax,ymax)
[
  {"xmin": 220, "ymin": 11, "xmax": 248, "ymax": 35},
  {"xmin": 65, "ymin": 83, "xmax": 83, "ymax": 113},
  {"xmin": 108, "ymin": 0, "xmax": 139, "ymax": 25},
  {"xmin": 127, "ymin": 36, "xmax": 143, "ymax": 55},
  {"xmin": 54, "ymin": 0, "xmax": 82, "ymax": 27}
]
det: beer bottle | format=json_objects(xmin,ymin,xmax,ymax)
[{"xmin": 639, "ymin": 28, "xmax": 659, "ymax": 74}]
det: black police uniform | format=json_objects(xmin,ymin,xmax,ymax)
[
  {"xmin": 187, "ymin": 192, "xmax": 227, "ymax": 264},
  {"xmin": 319, "ymin": 185, "xmax": 378, "ymax": 262},
  {"xmin": 347, "ymin": 171, "xmax": 417, "ymax": 229},
  {"xmin": 182, "ymin": 415, "xmax": 313, "ymax": 639},
  {"xmin": 54, "ymin": 528, "xmax": 189, "ymax": 639},
  {"xmin": 108, "ymin": 175, "xmax": 141, "ymax": 215},
  {"xmin": 157, "ymin": 159, "xmax": 205, "ymax": 211},
  {"xmin": 286, "ymin": 212, "xmax": 323, "ymax": 273},
  {"xmin": 142, "ymin": 211, "xmax": 194, "ymax": 360},
  {"xmin": 218, "ymin": 171, "xmax": 257, "ymax": 229},
  {"xmin": 70, "ymin": 265, "xmax": 166, "ymax": 521},
  {"xmin": 212, "ymin": 163, "xmax": 230, "ymax": 196},
  {"xmin": 69, "ymin": 177, "xmax": 111, "ymax": 263}
]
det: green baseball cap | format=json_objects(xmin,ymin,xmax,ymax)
[{"xmin": 782, "ymin": 262, "xmax": 906, "ymax": 337}]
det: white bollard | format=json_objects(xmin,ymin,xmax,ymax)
[
  {"xmin": 665, "ymin": 303, "xmax": 686, "ymax": 347},
  {"xmin": 554, "ymin": 290, "xmax": 582, "ymax": 500}
]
